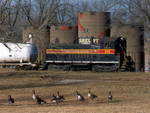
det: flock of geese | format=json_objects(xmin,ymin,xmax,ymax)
[{"xmin": 8, "ymin": 88, "xmax": 113, "ymax": 105}]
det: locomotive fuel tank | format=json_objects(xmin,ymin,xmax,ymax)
[{"xmin": 0, "ymin": 42, "xmax": 38, "ymax": 63}]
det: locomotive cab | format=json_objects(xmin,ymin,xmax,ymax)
[
  {"xmin": 99, "ymin": 37, "xmax": 126, "ymax": 50},
  {"xmin": 100, "ymin": 37, "xmax": 127, "ymax": 71}
]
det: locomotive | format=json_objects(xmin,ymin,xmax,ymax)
[{"xmin": 44, "ymin": 37, "xmax": 133, "ymax": 72}]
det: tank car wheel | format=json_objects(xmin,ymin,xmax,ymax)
[
  {"xmin": 92, "ymin": 67, "xmax": 96, "ymax": 72},
  {"xmin": 15, "ymin": 66, "xmax": 20, "ymax": 70}
]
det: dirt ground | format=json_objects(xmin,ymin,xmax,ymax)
[{"xmin": 0, "ymin": 69, "xmax": 150, "ymax": 113}]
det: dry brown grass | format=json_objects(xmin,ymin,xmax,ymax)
[{"xmin": 0, "ymin": 70, "xmax": 150, "ymax": 113}]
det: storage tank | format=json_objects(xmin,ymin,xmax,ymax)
[
  {"xmin": 0, "ymin": 42, "xmax": 38, "ymax": 63},
  {"xmin": 145, "ymin": 38, "xmax": 150, "ymax": 72},
  {"xmin": 111, "ymin": 25, "xmax": 144, "ymax": 71},
  {"xmin": 78, "ymin": 12, "xmax": 110, "ymax": 41},
  {"xmin": 50, "ymin": 25, "xmax": 78, "ymax": 44},
  {"xmin": 22, "ymin": 26, "xmax": 50, "ymax": 63}
]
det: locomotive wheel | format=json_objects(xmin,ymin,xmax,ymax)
[
  {"xmin": 92, "ymin": 66, "xmax": 97, "ymax": 72},
  {"xmin": 15, "ymin": 66, "xmax": 20, "ymax": 70},
  {"xmin": 92, "ymin": 65, "xmax": 100, "ymax": 72},
  {"xmin": 92, "ymin": 65, "xmax": 117, "ymax": 72},
  {"xmin": 70, "ymin": 67, "xmax": 77, "ymax": 71}
]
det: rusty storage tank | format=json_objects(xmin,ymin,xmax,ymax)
[
  {"xmin": 78, "ymin": 12, "xmax": 110, "ymax": 41},
  {"xmin": 50, "ymin": 25, "xmax": 78, "ymax": 44},
  {"xmin": 22, "ymin": 26, "xmax": 50, "ymax": 63},
  {"xmin": 145, "ymin": 38, "xmax": 150, "ymax": 72},
  {"xmin": 111, "ymin": 25, "xmax": 144, "ymax": 71}
]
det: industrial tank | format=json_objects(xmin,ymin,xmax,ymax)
[
  {"xmin": 0, "ymin": 42, "xmax": 38, "ymax": 63},
  {"xmin": 50, "ymin": 25, "xmax": 78, "ymax": 44},
  {"xmin": 111, "ymin": 25, "xmax": 144, "ymax": 71},
  {"xmin": 22, "ymin": 26, "xmax": 50, "ymax": 64},
  {"xmin": 78, "ymin": 12, "xmax": 110, "ymax": 40}
]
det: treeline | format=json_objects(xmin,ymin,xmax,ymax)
[{"xmin": 0, "ymin": 0, "xmax": 149, "ymax": 42}]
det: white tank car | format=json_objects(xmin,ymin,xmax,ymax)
[{"xmin": 0, "ymin": 42, "xmax": 38, "ymax": 63}]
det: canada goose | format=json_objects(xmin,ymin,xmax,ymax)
[
  {"xmin": 32, "ymin": 90, "xmax": 36, "ymax": 100},
  {"xmin": 87, "ymin": 88, "xmax": 97, "ymax": 100},
  {"xmin": 51, "ymin": 94, "xmax": 61, "ymax": 104},
  {"xmin": 76, "ymin": 91, "xmax": 84, "ymax": 101},
  {"xmin": 51, "ymin": 94, "xmax": 57, "ymax": 103},
  {"xmin": 35, "ymin": 96, "xmax": 46, "ymax": 105},
  {"xmin": 108, "ymin": 91, "xmax": 113, "ymax": 100},
  {"xmin": 8, "ymin": 95, "xmax": 15, "ymax": 105},
  {"xmin": 57, "ymin": 91, "xmax": 65, "ymax": 101}
]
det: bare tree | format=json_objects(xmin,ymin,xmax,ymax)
[
  {"xmin": 115, "ymin": 0, "xmax": 150, "ymax": 36},
  {"xmin": 22, "ymin": 0, "xmax": 72, "ymax": 30},
  {"xmin": 55, "ymin": 1, "xmax": 73, "ymax": 25},
  {"xmin": 0, "ymin": 0, "xmax": 23, "ymax": 42},
  {"xmin": 21, "ymin": 0, "xmax": 33, "ymax": 25},
  {"xmin": 91, "ymin": 0, "xmax": 116, "ymax": 12}
]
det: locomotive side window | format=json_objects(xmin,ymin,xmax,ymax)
[
  {"xmin": 105, "ymin": 42, "xmax": 107, "ymax": 47},
  {"xmin": 104, "ymin": 41, "xmax": 111, "ymax": 48},
  {"xmin": 108, "ymin": 42, "xmax": 111, "ymax": 48}
]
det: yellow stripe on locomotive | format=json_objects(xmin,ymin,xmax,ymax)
[{"xmin": 46, "ymin": 49, "xmax": 115, "ymax": 54}]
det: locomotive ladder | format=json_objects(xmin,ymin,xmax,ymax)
[
  {"xmin": 120, "ymin": 51, "xmax": 127, "ymax": 71},
  {"xmin": 119, "ymin": 45, "xmax": 127, "ymax": 71},
  {"xmin": 120, "ymin": 60, "xmax": 127, "ymax": 71}
]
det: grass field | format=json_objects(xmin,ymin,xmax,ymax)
[{"xmin": 0, "ymin": 69, "xmax": 150, "ymax": 113}]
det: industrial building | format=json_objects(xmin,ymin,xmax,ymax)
[
  {"xmin": 50, "ymin": 25, "xmax": 78, "ymax": 44},
  {"xmin": 78, "ymin": 12, "xmax": 110, "ymax": 44}
]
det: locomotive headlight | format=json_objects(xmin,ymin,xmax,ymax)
[{"xmin": 121, "ymin": 37, "xmax": 124, "ymax": 40}]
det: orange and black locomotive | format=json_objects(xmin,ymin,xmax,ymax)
[{"xmin": 45, "ymin": 37, "xmax": 133, "ymax": 72}]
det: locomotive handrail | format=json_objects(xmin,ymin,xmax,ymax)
[
  {"xmin": 0, "ymin": 41, "xmax": 11, "ymax": 52},
  {"xmin": 119, "ymin": 43, "xmax": 127, "ymax": 61},
  {"xmin": 14, "ymin": 43, "xmax": 22, "ymax": 49}
]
